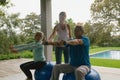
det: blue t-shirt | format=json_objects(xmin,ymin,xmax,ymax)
[{"xmin": 67, "ymin": 36, "xmax": 91, "ymax": 67}]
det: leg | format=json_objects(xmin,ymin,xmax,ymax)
[
  {"xmin": 20, "ymin": 61, "xmax": 46, "ymax": 79},
  {"xmin": 55, "ymin": 47, "xmax": 62, "ymax": 64},
  {"xmin": 50, "ymin": 64, "xmax": 75, "ymax": 80},
  {"xmin": 63, "ymin": 47, "xmax": 69, "ymax": 63},
  {"xmin": 75, "ymin": 65, "xmax": 90, "ymax": 80}
]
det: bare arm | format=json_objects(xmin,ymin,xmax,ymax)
[
  {"xmin": 43, "ymin": 39, "xmax": 83, "ymax": 46},
  {"xmin": 43, "ymin": 40, "xmax": 61, "ymax": 46},
  {"xmin": 66, "ymin": 39, "xmax": 83, "ymax": 45},
  {"xmin": 48, "ymin": 25, "xmax": 57, "ymax": 41},
  {"xmin": 67, "ymin": 24, "xmax": 72, "ymax": 39}
]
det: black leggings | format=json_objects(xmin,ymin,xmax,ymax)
[{"xmin": 20, "ymin": 61, "xmax": 46, "ymax": 79}]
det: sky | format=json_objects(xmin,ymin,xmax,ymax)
[{"xmin": 8, "ymin": 0, "xmax": 94, "ymax": 26}]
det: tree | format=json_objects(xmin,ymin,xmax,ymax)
[
  {"xmin": 0, "ymin": 0, "xmax": 9, "ymax": 6},
  {"xmin": 91, "ymin": 0, "xmax": 120, "ymax": 32},
  {"xmin": 84, "ymin": 21, "xmax": 113, "ymax": 46},
  {"xmin": 0, "ymin": 13, "xmax": 23, "ymax": 54},
  {"xmin": 66, "ymin": 18, "xmax": 76, "ymax": 38},
  {"xmin": 0, "ymin": 0, "xmax": 13, "ymax": 16},
  {"xmin": 0, "ymin": 30, "xmax": 10, "ymax": 54},
  {"xmin": 19, "ymin": 13, "xmax": 41, "ymax": 43}
]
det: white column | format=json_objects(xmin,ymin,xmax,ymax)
[{"xmin": 41, "ymin": 0, "xmax": 52, "ymax": 61}]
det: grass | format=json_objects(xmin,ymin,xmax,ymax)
[
  {"xmin": 52, "ymin": 47, "xmax": 120, "ymax": 68},
  {"xmin": 90, "ymin": 47, "xmax": 120, "ymax": 54},
  {"xmin": 0, "ymin": 47, "xmax": 120, "ymax": 68},
  {"xmin": 90, "ymin": 58, "xmax": 120, "ymax": 68},
  {"xmin": 0, "ymin": 51, "xmax": 33, "ymax": 60},
  {"xmin": 89, "ymin": 47, "xmax": 120, "ymax": 68}
]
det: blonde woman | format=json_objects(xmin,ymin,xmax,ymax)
[{"xmin": 48, "ymin": 11, "xmax": 71, "ymax": 64}]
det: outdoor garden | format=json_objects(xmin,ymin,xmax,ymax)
[{"xmin": 0, "ymin": 0, "xmax": 120, "ymax": 69}]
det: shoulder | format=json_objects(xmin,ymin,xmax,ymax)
[
  {"xmin": 82, "ymin": 36, "xmax": 89, "ymax": 41},
  {"xmin": 37, "ymin": 42, "xmax": 44, "ymax": 48},
  {"xmin": 36, "ymin": 42, "xmax": 42, "ymax": 45},
  {"xmin": 54, "ymin": 24, "xmax": 59, "ymax": 30},
  {"xmin": 82, "ymin": 36, "xmax": 89, "ymax": 39},
  {"xmin": 81, "ymin": 36, "xmax": 90, "ymax": 45},
  {"xmin": 66, "ymin": 24, "xmax": 70, "ymax": 27},
  {"xmin": 66, "ymin": 24, "xmax": 70, "ymax": 29}
]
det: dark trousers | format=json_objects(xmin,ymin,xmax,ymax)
[
  {"xmin": 20, "ymin": 61, "xmax": 46, "ymax": 79},
  {"xmin": 55, "ymin": 47, "xmax": 69, "ymax": 64}
]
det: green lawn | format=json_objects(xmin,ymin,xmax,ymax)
[
  {"xmin": 52, "ymin": 47, "xmax": 120, "ymax": 68},
  {"xmin": 90, "ymin": 58, "xmax": 120, "ymax": 68},
  {"xmin": 90, "ymin": 47, "xmax": 120, "ymax": 54},
  {"xmin": 0, "ymin": 47, "xmax": 120, "ymax": 68},
  {"xmin": 90, "ymin": 47, "xmax": 120, "ymax": 68},
  {"xmin": 0, "ymin": 51, "xmax": 33, "ymax": 60}
]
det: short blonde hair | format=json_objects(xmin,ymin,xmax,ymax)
[
  {"xmin": 35, "ymin": 31, "xmax": 44, "ymax": 40},
  {"xmin": 35, "ymin": 31, "xmax": 43, "ymax": 36}
]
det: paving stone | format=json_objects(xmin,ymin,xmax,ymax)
[{"xmin": 0, "ymin": 58, "xmax": 120, "ymax": 80}]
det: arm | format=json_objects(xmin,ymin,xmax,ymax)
[
  {"xmin": 43, "ymin": 41, "xmax": 61, "ymax": 46},
  {"xmin": 67, "ymin": 24, "xmax": 72, "ymax": 39},
  {"xmin": 43, "ymin": 39, "xmax": 83, "ymax": 46},
  {"xmin": 66, "ymin": 39, "xmax": 83, "ymax": 45},
  {"xmin": 48, "ymin": 25, "xmax": 57, "ymax": 41},
  {"xmin": 9, "ymin": 42, "xmax": 37, "ymax": 53}
]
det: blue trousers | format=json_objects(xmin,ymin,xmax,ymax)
[{"xmin": 55, "ymin": 47, "xmax": 69, "ymax": 64}]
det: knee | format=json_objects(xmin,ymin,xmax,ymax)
[
  {"xmin": 34, "ymin": 62, "xmax": 54, "ymax": 80},
  {"xmin": 75, "ymin": 68, "xmax": 84, "ymax": 76},
  {"xmin": 53, "ymin": 65, "xmax": 59, "ymax": 70},
  {"xmin": 75, "ymin": 66, "xmax": 90, "ymax": 77},
  {"xmin": 52, "ymin": 64, "xmax": 61, "ymax": 72},
  {"xmin": 62, "ymin": 68, "xmax": 101, "ymax": 80},
  {"xmin": 20, "ymin": 63, "xmax": 25, "ymax": 70}
]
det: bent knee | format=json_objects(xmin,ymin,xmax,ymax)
[
  {"xmin": 20, "ymin": 63, "xmax": 26, "ymax": 69},
  {"xmin": 75, "ymin": 66, "xmax": 90, "ymax": 76}
]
